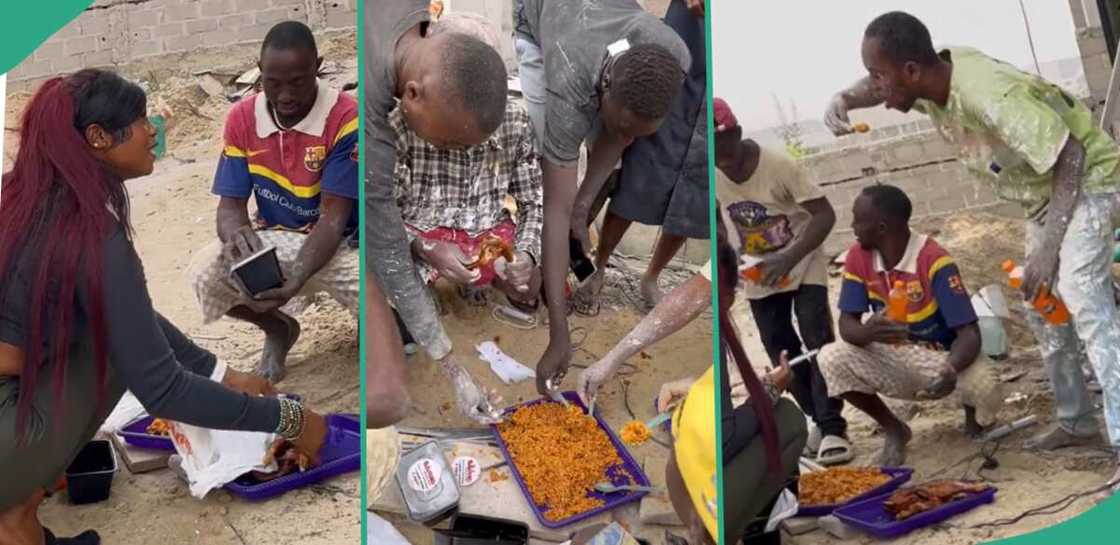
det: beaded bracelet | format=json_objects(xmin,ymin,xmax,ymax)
[{"xmin": 276, "ymin": 397, "xmax": 305, "ymax": 440}]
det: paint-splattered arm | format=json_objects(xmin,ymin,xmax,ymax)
[
  {"xmin": 1022, "ymin": 136, "xmax": 1084, "ymax": 299},
  {"xmin": 825, "ymin": 76, "xmax": 883, "ymax": 135},
  {"xmin": 578, "ymin": 274, "xmax": 711, "ymax": 405}
]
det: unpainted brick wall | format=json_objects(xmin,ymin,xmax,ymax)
[
  {"xmin": 7, "ymin": 0, "xmax": 357, "ymax": 82},
  {"xmin": 804, "ymin": 129, "xmax": 1006, "ymax": 255}
]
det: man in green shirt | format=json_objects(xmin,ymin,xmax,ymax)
[{"xmin": 825, "ymin": 11, "xmax": 1120, "ymax": 500}]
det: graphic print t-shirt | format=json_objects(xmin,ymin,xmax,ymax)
[{"xmin": 716, "ymin": 146, "xmax": 828, "ymax": 299}]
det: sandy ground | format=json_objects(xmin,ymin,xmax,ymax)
[
  {"xmin": 376, "ymin": 259, "xmax": 715, "ymax": 544},
  {"xmin": 730, "ymin": 209, "xmax": 1117, "ymax": 545},
  {"xmin": 6, "ymin": 32, "xmax": 361, "ymax": 545}
]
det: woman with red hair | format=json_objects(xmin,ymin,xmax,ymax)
[{"xmin": 0, "ymin": 69, "xmax": 328, "ymax": 545}]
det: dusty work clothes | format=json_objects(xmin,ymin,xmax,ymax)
[
  {"xmin": 365, "ymin": 0, "xmax": 452, "ymax": 359},
  {"xmin": 913, "ymin": 47, "xmax": 1120, "ymax": 447},
  {"xmin": 610, "ymin": 0, "xmax": 710, "ymax": 239},
  {"xmin": 513, "ymin": 0, "xmax": 690, "ymax": 168},
  {"xmin": 1023, "ymin": 193, "xmax": 1120, "ymax": 445},
  {"xmin": 914, "ymin": 47, "xmax": 1120, "ymax": 219},
  {"xmin": 819, "ymin": 341, "xmax": 1002, "ymax": 427},
  {"xmin": 391, "ymin": 102, "xmax": 544, "ymax": 261},
  {"xmin": 190, "ymin": 230, "xmax": 359, "ymax": 323}
]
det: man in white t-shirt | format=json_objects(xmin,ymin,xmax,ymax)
[{"xmin": 712, "ymin": 98, "xmax": 852, "ymax": 465}]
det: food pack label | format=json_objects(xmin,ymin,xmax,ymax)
[
  {"xmin": 407, "ymin": 458, "xmax": 441, "ymax": 493},
  {"xmin": 451, "ymin": 456, "xmax": 480, "ymax": 487}
]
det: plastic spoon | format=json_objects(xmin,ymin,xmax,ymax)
[{"xmin": 593, "ymin": 482, "xmax": 660, "ymax": 494}]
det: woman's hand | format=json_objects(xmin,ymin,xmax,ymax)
[
  {"xmin": 268, "ymin": 408, "xmax": 329, "ymax": 468},
  {"xmin": 222, "ymin": 368, "xmax": 277, "ymax": 397}
]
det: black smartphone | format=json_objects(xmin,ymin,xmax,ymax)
[
  {"xmin": 229, "ymin": 245, "xmax": 284, "ymax": 297},
  {"xmin": 569, "ymin": 237, "xmax": 596, "ymax": 283}
]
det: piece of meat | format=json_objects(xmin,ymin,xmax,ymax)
[
  {"xmin": 884, "ymin": 480, "xmax": 991, "ymax": 520},
  {"xmin": 252, "ymin": 439, "xmax": 312, "ymax": 482},
  {"xmin": 146, "ymin": 418, "xmax": 172, "ymax": 436},
  {"xmin": 466, "ymin": 235, "xmax": 514, "ymax": 270}
]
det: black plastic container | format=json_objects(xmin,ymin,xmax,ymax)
[
  {"xmin": 433, "ymin": 514, "xmax": 529, "ymax": 545},
  {"xmin": 65, "ymin": 439, "xmax": 118, "ymax": 505}
]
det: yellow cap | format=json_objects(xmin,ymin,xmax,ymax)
[{"xmin": 672, "ymin": 367, "xmax": 717, "ymax": 539}]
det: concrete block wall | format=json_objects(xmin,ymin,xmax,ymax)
[
  {"xmin": 8, "ymin": 0, "xmax": 357, "ymax": 81},
  {"xmin": 1069, "ymin": 0, "xmax": 1112, "ymax": 111},
  {"xmin": 803, "ymin": 129, "xmax": 1002, "ymax": 255},
  {"xmin": 443, "ymin": 0, "xmax": 516, "ymax": 70}
]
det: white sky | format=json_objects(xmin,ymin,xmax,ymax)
[{"xmin": 713, "ymin": 0, "xmax": 1083, "ymax": 130}]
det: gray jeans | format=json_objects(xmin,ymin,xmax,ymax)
[{"xmin": 1025, "ymin": 192, "xmax": 1120, "ymax": 447}]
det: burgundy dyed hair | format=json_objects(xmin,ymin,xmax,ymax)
[
  {"xmin": 716, "ymin": 216, "xmax": 782, "ymax": 474},
  {"xmin": 0, "ymin": 69, "xmax": 144, "ymax": 440}
]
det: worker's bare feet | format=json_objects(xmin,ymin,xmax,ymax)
[
  {"xmin": 1023, "ymin": 425, "xmax": 1100, "ymax": 451},
  {"xmin": 963, "ymin": 406, "xmax": 991, "ymax": 438},
  {"xmin": 639, "ymin": 274, "xmax": 664, "ymax": 309},
  {"xmin": 256, "ymin": 312, "xmax": 300, "ymax": 383},
  {"xmin": 874, "ymin": 422, "xmax": 912, "ymax": 467},
  {"xmin": 573, "ymin": 268, "xmax": 605, "ymax": 316}
]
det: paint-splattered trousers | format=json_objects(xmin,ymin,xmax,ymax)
[
  {"xmin": 1025, "ymin": 192, "xmax": 1120, "ymax": 447},
  {"xmin": 188, "ymin": 230, "xmax": 359, "ymax": 324}
]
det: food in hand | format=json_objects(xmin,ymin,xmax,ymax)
[
  {"xmin": 496, "ymin": 402, "xmax": 622, "ymax": 520},
  {"xmin": 620, "ymin": 421, "xmax": 651, "ymax": 445},
  {"xmin": 467, "ymin": 235, "xmax": 514, "ymax": 270},
  {"xmin": 146, "ymin": 418, "xmax": 172, "ymax": 436},
  {"xmin": 799, "ymin": 467, "xmax": 892, "ymax": 506},
  {"xmin": 252, "ymin": 439, "xmax": 312, "ymax": 482},
  {"xmin": 884, "ymin": 480, "xmax": 991, "ymax": 520},
  {"xmin": 853, "ymin": 122, "xmax": 871, "ymax": 133}
]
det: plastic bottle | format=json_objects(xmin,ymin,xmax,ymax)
[
  {"xmin": 887, "ymin": 280, "xmax": 909, "ymax": 322},
  {"xmin": 1001, "ymin": 260, "xmax": 1070, "ymax": 325},
  {"xmin": 741, "ymin": 266, "xmax": 790, "ymax": 288}
]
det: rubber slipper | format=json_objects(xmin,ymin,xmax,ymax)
[{"xmin": 817, "ymin": 434, "xmax": 855, "ymax": 466}]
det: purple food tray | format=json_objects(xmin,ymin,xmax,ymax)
[
  {"xmin": 225, "ymin": 413, "xmax": 360, "ymax": 501},
  {"xmin": 491, "ymin": 391, "xmax": 651, "ymax": 529},
  {"xmin": 834, "ymin": 486, "xmax": 997, "ymax": 539},
  {"xmin": 118, "ymin": 394, "xmax": 302, "ymax": 452},
  {"xmin": 796, "ymin": 467, "xmax": 913, "ymax": 517},
  {"xmin": 118, "ymin": 416, "xmax": 176, "ymax": 451}
]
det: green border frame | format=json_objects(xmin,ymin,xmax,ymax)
[
  {"xmin": 357, "ymin": 0, "xmax": 369, "ymax": 543},
  {"xmin": 1, "ymin": 1, "xmax": 1118, "ymax": 544},
  {"xmin": 705, "ymin": 1, "xmax": 723, "ymax": 543}
]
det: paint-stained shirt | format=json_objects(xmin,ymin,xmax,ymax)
[
  {"xmin": 213, "ymin": 81, "xmax": 358, "ymax": 234},
  {"xmin": 838, "ymin": 234, "xmax": 976, "ymax": 349},
  {"xmin": 914, "ymin": 47, "xmax": 1120, "ymax": 217},
  {"xmin": 391, "ymin": 101, "xmax": 544, "ymax": 260},
  {"xmin": 514, "ymin": 0, "xmax": 691, "ymax": 167}
]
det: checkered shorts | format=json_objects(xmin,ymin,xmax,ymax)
[
  {"xmin": 188, "ymin": 230, "xmax": 359, "ymax": 323},
  {"xmin": 819, "ymin": 340, "xmax": 1003, "ymax": 427}
]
